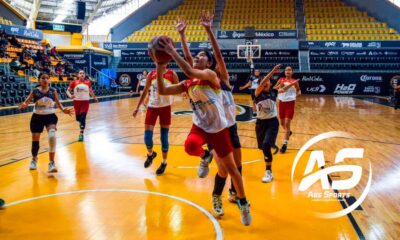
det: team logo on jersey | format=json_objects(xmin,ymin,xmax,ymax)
[
  {"xmin": 119, "ymin": 74, "xmax": 131, "ymax": 87},
  {"xmin": 172, "ymin": 104, "xmax": 254, "ymax": 122},
  {"xmin": 292, "ymin": 131, "xmax": 372, "ymax": 219}
]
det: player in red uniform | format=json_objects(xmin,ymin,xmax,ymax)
[{"xmin": 66, "ymin": 70, "xmax": 98, "ymax": 141}]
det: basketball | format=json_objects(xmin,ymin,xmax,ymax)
[{"xmin": 148, "ymin": 35, "xmax": 174, "ymax": 64}]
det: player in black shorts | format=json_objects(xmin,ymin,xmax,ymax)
[
  {"xmin": 254, "ymin": 65, "xmax": 281, "ymax": 182},
  {"xmin": 19, "ymin": 72, "xmax": 73, "ymax": 172},
  {"xmin": 391, "ymin": 76, "xmax": 400, "ymax": 110}
]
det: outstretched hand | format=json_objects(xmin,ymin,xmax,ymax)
[
  {"xmin": 272, "ymin": 64, "xmax": 282, "ymax": 73},
  {"xmin": 62, "ymin": 107, "xmax": 74, "ymax": 116},
  {"xmin": 158, "ymin": 37, "xmax": 175, "ymax": 55},
  {"xmin": 19, "ymin": 102, "xmax": 28, "ymax": 109},
  {"xmin": 200, "ymin": 10, "xmax": 213, "ymax": 29},
  {"xmin": 175, "ymin": 16, "xmax": 187, "ymax": 34}
]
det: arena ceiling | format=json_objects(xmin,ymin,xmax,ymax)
[{"xmin": 5, "ymin": 0, "xmax": 130, "ymax": 25}]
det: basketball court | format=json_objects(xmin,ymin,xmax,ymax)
[{"xmin": 0, "ymin": 95, "xmax": 399, "ymax": 239}]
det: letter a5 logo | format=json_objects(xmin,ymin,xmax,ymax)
[
  {"xmin": 298, "ymin": 148, "xmax": 364, "ymax": 191},
  {"xmin": 292, "ymin": 131, "xmax": 372, "ymax": 219}
]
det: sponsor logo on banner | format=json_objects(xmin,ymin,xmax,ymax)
[
  {"xmin": 119, "ymin": 74, "xmax": 131, "ymax": 87},
  {"xmin": 63, "ymin": 54, "xmax": 85, "ymax": 58},
  {"xmin": 302, "ymin": 76, "xmax": 324, "ymax": 82},
  {"xmin": 342, "ymin": 42, "xmax": 363, "ymax": 48},
  {"xmin": 232, "ymin": 31, "xmax": 245, "ymax": 39},
  {"xmin": 279, "ymin": 31, "xmax": 296, "ymax": 37},
  {"xmin": 367, "ymin": 42, "xmax": 381, "ymax": 48},
  {"xmin": 360, "ymin": 75, "xmax": 383, "ymax": 82},
  {"xmin": 334, "ymin": 84, "xmax": 356, "ymax": 94},
  {"xmin": 327, "ymin": 51, "xmax": 339, "ymax": 56},
  {"xmin": 255, "ymin": 31, "xmax": 274, "ymax": 37},
  {"xmin": 363, "ymin": 86, "xmax": 381, "ymax": 94},
  {"xmin": 384, "ymin": 51, "xmax": 398, "ymax": 56},
  {"xmin": 219, "ymin": 31, "xmax": 228, "ymax": 39},
  {"xmin": 75, "ymin": 60, "xmax": 86, "ymax": 64},
  {"xmin": 93, "ymin": 58, "xmax": 107, "ymax": 66},
  {"xmin": 292, "ymin": 131, "xmax": 372, "ymax": 219},
  {"xmin": 324, "ymin": 42, "xmax": 336, "ymax": 47},
  {"xmin": 356, "ymin": 51, "xmax": 367, "ymax": 56},
  {"xmin": 306, "ymin": 85, "xmax": 326, "ymax": 93}
]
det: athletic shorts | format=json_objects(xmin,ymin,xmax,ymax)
[
  {"xmin": 145, "ymin": 105, "xmax": 171, "ymax": 126},
  {"xmin": 30, "ymin": 113, "xmax": 58, "ymax": 133},
  {"xmin": 278, "ymin": 100, "xmax": 295, "ymax": 120},
  {"xmin": 139, "ymin": 85, "xmax": 145, "ymax": 91},
  {"xmin": 207, "ymin": 123, "xmax": 241, "ymax": 151},
  {"xmin": 188, "ymin": 124, "xmax": 233, "ymax": 158},
  {"xmin": 73, "ymin": 100, "xmax": 90, "ymax": 116},
  {"xmin": 256, "ymin": 117, "xmax": 279, "ymax": 149},
  {"xmin": 250, "ymin": 89, "xmax": 256, "ymax": 101}
]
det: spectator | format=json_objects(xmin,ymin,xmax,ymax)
[
  {"xmin": 391, "ymin": 76, "xmax": 400, "ymax": 110},
  {"xmin": 110, "ymin": 79, "xmax": 119, "ymax": 92},
  {"xmin": 10, "ymin": 59, "xmax": 22, "ymax": 72},
  {"xmin": 8, "ymin": 35, "xmax": 21, "ymax": 48}
]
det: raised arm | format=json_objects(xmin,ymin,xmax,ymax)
[
  {"xmin": 158, "ymin": 38, "xmax": 219, "ymax": 85},
  {"xmin": 176, "ymin": 17, "xmax": 193, "ymax": 67},
  {"xmin": 200, "ymin": 11, "xmax": 230, "ymax": 86},
  {"xmin": 255, "ymin": 64, "xmax": 281, "ymax": 97}
]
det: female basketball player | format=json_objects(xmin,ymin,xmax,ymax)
[
  {"xmin": 66, "ymin": 70, "xmax": 98, "ymax": 142},
  {"xmin": 391, "ymin": 75, "xmax": 400, "ymax": 110},
  {"xmin": 176, "ymin": 12, "xmax": 244, "ymax": 217},
  {"xmin": 19, "ymin": 72, "xmax": 73, "ymax": 172},
  {"xmin": 273, "ymin": 66, "xmax": 301, "ymax": 153},
  {"xmin": 152, "ymin": 36, "xmax": 252, "ymax": 226},
  {"xmin": 132, "ymin": 66, "xmax": 178, "ymax": 175},
  {"xmin": 132, "ymin": 70, "xmax": 149, "ymax": 110},
  {"xmin": 255, "ymin": 65, "xmax": 299, "ymax": 182}
]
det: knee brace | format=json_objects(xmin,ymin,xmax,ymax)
[
  {"xmin": 48, "ymin": 129, "xmax": 56, "ymax": 153},
  {"xmin": 31, "ymin": 141, "xmax": 40, "ymax": 157},
  {"xmin": 160, "ymin": 128, "xmax": 169, "ymax": 153},
  {"xmin": 144, "ymin": 130, "xmax": 154, "ymax": 150}
]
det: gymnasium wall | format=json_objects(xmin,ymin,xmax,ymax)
[{"xmin": 111, "ymin": 0, "xmax": 183, "ymax": 41}]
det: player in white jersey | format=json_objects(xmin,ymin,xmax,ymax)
[
  {"xmin": 273, "ymin": 66, "xmax": 301, "ymax": 153},
  {"xmin": 133, "ymin": 68, "xmax": 179, "ymax": 175},
  {"xmin": 255, "ymin": 65, "xmax": 299, "ymax": 182},
  {"xmin": 151, "ymin": 32, "xmax": 252, "ymax": 226},
  {"xmin": 132, "ymin": 70, "xmax": 149, "ymax": 110},
  {"xmin": 19, "ymin": 73, "xmax": 73, "ymax": 172}
]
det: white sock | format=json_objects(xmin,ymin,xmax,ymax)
[
  {"xmin": 283, "ymin": 140, "xmax": 288, "ymax": 145},
  {"xmin": 162, "ymin": 159, "xmax": 167, "ymax": 164}
]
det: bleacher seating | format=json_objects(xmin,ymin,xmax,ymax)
[
  {"xmin": 221, "ymin": 0, "xmax": 296, "ymax": 30},
  {"xmin": 0, "ymin": 16, "xmax": 13, "ymax": 25},
  {"xmin": 305, "ymin": 0, "xmax": 400, "ymax": 40},
  {"xmin": 128, "ymin": 0, "xmax": 215, "ymax": 43}
]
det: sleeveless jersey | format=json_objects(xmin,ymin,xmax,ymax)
[
  {"xmin": 255, "ymin": 90, "xmax": 278, "ymax": 120},
  {"xmin": 277, "ymin": 78, "xmax": 297, "ymax": 102},
  {"xmin": 221, "ymin": 81, "xmax": 236, "ymax": 127},
  {"xmin": 32, "ymin": 87, "xmax": 56, "ymax": 115},
  {"xmin": 69, "ymin": 79, "xmax": 91, "ymax": 101},
  {"xmin": 183, "ymin": 79, "xmax": 227, "ymax": 133},
  {"xmin": 147, "ymin": 69, "xmax": 175, "ymax": 108}
]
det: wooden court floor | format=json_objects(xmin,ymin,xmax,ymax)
[{"xmin": 0, "ymin": 95, "xmax": 399, "ymax": 239}]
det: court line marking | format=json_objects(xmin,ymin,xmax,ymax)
[
  {"xmin": 3, "ymin": 189, "xmax": 224, "ymax": 240},
  {"xmin": 173, "ymin": 159, "xmax": 262, "ymax": 169}
]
